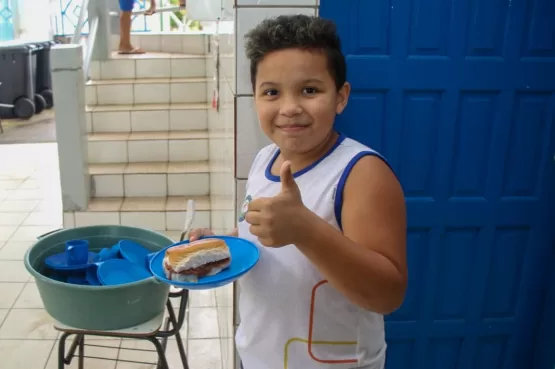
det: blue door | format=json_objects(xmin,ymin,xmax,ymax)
[{"xmin": 320, "ymin": 1, "xmax": 555, "ymax": 368}]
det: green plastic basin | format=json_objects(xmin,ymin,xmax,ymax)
[{"xmin": 24, "ymin": 225, "xmax": 174, "ymax": 330}]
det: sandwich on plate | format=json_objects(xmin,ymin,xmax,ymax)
[{"xmin": 163, "ymin": 238, "xmax": 231, "ymax": 282}]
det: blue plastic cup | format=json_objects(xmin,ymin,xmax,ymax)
[{"xmin": 65, "ymin": 240, "xmax": 89, "ymax": 265}]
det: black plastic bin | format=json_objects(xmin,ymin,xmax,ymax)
[
  {"xmin": 34, "ymin": 41, "xmax": 55, "ymax": 109},
  {"xmin": 28, "ymin": 42, "xmax": 47, "ymax": 115},
  {"xmin": 0, "ymin": 42, "xmax": 36, "ymax": 120}
]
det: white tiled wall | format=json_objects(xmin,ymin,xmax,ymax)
[
  {"xmin": 207, "ymin": 32, "xmax": 236, "ymax": 234},
  {"xmin": 235, "ymin": 97, "xmax": 271, "ymax": 178},
  {"xmin": 206, "ymin": 27, "xmax": 237, "ymax": 369},
  {"xmin": 235, "ymin": 6, "xmax": 317, "ymax": 95}
]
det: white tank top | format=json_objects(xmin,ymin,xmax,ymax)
[{"xmin": 235, "ymin": 135, "xmax": 389, "ymax": 369}]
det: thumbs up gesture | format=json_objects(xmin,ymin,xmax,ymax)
[{"xmin": 245, "ymin": 161, "xmax": 307, "ymax": 247}]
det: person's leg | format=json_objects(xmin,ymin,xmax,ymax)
[
  {"xmin": 145, "ymin": 0, "xmax": 156, "ymax": 16},
  {"xmin": 118, "ymin": 0, "xmax": 144, "ymax": 54}
]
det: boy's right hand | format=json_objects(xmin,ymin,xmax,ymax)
[{"xmin": 188, "ymin": 228, "xmax": 214, "ymax": 242}]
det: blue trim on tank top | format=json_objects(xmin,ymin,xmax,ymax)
[
  {"xmin": 264, "ymin": 133, "xmax": 347, "ymax": 182},
  {"xmin": 333, "ymin": 151, "xmax": 395, "ymax": 230}
]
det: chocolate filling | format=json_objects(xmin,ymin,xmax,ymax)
[{"xmin": 165, "ymin": 258, "xmax": 230, "ymax": 278}]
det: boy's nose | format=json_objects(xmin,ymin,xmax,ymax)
[{"xmin": 279, "ymin": 100, "xmax": 303, "ymax": 117}]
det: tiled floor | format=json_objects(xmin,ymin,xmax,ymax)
[{"xmin": 0, "ymin": 143, "xmax": 230, "ymax": 368}]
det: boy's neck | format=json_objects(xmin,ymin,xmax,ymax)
[{"xmin": 277, "ymin": 131, "xmax": 340, "ymax": 173}]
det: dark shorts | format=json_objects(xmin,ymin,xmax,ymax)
[{"xmin": 119, "ymin": 0, "xmax": 134, "ymax": 12}]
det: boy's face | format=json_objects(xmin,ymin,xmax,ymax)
[{"xmin": 253, "ymin": 48, "xmax": 350, "ymax": 155}]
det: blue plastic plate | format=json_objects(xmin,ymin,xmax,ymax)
[
  {"xmin": 97, "ymin": 259, "xmax": 152, "ymax": 286},
  {"xmin": 118, "ymin": 240, "xmax": 151, "ymax": 267},
  {"xmin": 45, "ymin": 251, "xmax": 97, "ymax": 271},
  {"xmin": 149, "ymin": 236, "xmax": 259, "ymax": 290}
]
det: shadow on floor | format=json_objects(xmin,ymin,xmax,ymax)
[{"xmin": 0, "ymin": 111, "xmax": 56, "ymax": 144}]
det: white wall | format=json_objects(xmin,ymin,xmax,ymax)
[
  {"xmin": 234, "ymin": 0, "xmax": 319, "ymax": 181},
  {"xmin": 16, "ymin": 0, "xmax": 55, "ymax": 40}
]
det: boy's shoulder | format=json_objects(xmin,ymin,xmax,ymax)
[
  {"xmin": 257, "ymin": 142, "xmax": 279, "ymax": 155},
  {"xmin": 246, "ymin": 143, "xmax": 279, "ymax": 178},
  {"xmin": 253, "ymin": 143, "xmax": 279, "ymax": 163}
]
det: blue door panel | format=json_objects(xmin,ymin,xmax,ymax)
[{"xmin": 320, "ymin": 0, "xmax": 555, "ymax": 368}]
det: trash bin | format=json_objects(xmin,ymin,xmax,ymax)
[
  {"xmin": 0, "ymin": 42, "xmax": 36, "ymax": 120},
  {"xmin": 35, "ymin": 41, "xmax": 55, "ymax": 109},
  {"xmin": 28, "ymin": 42, "xmax": 47, "ymax": 115}
]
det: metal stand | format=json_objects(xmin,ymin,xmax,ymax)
[{"xmin": 55, "ymin": 288, "xmax": 189, "ymax": 369}]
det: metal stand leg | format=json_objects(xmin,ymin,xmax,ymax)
[
  {"xmin": 54, "ymin": 291, "xmax": 190, "ymax": 368},
  {"xmin": 147, "ymin": 336, "xmax": 170, "ymax": 369},
  {"xmin": 166, "ymin": 306, "xmax": 189, "ymax": 369},
  {"xmin": 58, "ymin": 332, "xmax": 70, "ymax": 369},
  {"xmin": 78, "ymin": 334, "xmax": 85, "ymax": 369},
  {"xmin": 59, "ymin": 333, "xmax": 86, "ymax": 369}
]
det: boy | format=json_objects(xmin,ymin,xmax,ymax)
[
  {"xmin": 118, "ymin": 0, "xmax": 156, "ymax": 54},
  {"xmin": 189, "ymin": 14, "xmax": 407, "ymax": 369},
  {"xmin": 118, "ymin": 0, "xmax": 186, "ymax": 54}
]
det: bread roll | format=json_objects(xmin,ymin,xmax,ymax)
[{"xmin": 163, "ymin": 238, "xmax": 231, "ymax": 282}]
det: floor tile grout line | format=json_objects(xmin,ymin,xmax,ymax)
[
  {"xmin": 0, "ymin": 278, "xmax": 28, "ymax": 331},
  {"xmin": 41, "ymin": 338, "xmax": 58, "ymax": 369}
]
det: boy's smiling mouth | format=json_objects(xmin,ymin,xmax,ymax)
[{"xmin": 277, "ymin": 124, "xmax": 311, "ymax": 133}]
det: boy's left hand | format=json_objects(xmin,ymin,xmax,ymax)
[{"xmin": 245, "ymin": 161, "xmax": 308, "ymax": 247}]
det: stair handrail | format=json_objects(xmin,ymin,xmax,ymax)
[
  {"xmin": 70, "ymin": 0, "xmax": 102, "ymax": 80},
  {"xmin": 71, "ymin": 0, "xmax": 90, "ymax": 45}
]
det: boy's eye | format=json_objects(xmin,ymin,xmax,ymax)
[
  {"xmin": 303, "ymin": 87, "xmax": 318, "ymax": 95},
  {"xmin": 263, "ymin": 89, "xmax": 279, "ymax": 96}
]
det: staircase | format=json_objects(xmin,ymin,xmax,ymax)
[{"xmin": 63, "ymin": 34, "xmax": 217, "ymax": 238}]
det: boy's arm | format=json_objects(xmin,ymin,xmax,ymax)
[{"xmin": 295, "ymin": 155, "xmax": 407, "ymax": 314}]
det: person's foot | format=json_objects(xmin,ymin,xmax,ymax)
[
  {"xmin": 144, "ymin": 3, "xmax": 156, "ymax": 15},
  {"xmin": 118, "ymin": 46, "xmax": 146, "ymax": 55}
]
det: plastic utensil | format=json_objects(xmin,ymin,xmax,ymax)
[
  {"xmin": 118, "ymin": 240, "xmax": 151, "ymax": 266},
  {"xmin": 179, "ymin": 199, "xmax": 196, "ymax": 241},
  {"xmin": 94, "ymin": 246, "xmax": 120, "ymax": 262},
  {"xmin": 149, "ymin": 236, "xmax": 259, "ymax": 290},
  {"xmin": 97, "ymin": 259, "xmax": 153, "ymax": 286},
  {"xmin": 44, "ymin": 240, "xmax": 96, "ymax": 270},
  {"xmin": 144, "ymin": 199, "xmax": 197, "ymax": 266},
  {"xmin": 66, "ymin": 240, "xmax": 90, "ymax": 265},
  {"xmin": 85, "ymin": 264, "xmax": 102, "ymax": 286}
]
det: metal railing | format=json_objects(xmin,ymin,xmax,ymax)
[
  {"xmin": 54, "ymin": 0, "xmax": 189, "ymax": 37},
  {"xmin": 71, "ymin": 0, "xmax": 96, "ymax": 79}
]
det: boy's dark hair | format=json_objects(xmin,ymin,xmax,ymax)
[{"xmin": 244, "ymin": 14, "xmax": 346, "ymax": 92}]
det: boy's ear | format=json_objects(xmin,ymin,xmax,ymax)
[{"xmin": 335, "ymin": 82, "xmax": 351, "ymax": 114}]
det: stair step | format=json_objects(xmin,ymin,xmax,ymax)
[
  {"xmin": 86, "ymin": 78, "xmax": 210, "ymax": 105},
  {"xmin": 87, "ymin": 102, "xmax": 210, "ymax": 112},
  {"xmin": 85, "ymin": 103, "xmax": 210, "ymax": 134},
  {"xmin": 90, "ymin": 52, "xmax": 208, "ymax": 80},
  {"xmin": 110, "ymin": 34, "xmax": 207, "ymax": 54},
  {"xmin": 89, "ymin": 161, "xmax": 210, "ymax": 175},
  {"xmin": 110, "ymin": 52, "xmax": 208, "ymax": 60},
  {"xmin": 63, "ymin": 195, "xmax": 233, "ymax": 231},
  {"xmin": 87, "ymin": 131, "xmax": 211, "ymax": 164},
  {"xmin": 87, "ymin": 77, "xmax": 209, "ymax": 86},
  {"xmin": 89, "ymin": 161, "xmax": 210, "ymax": 198},
  {"xmin": 88, "ymin": 130, "xmax": 209, "ymax": 141}
]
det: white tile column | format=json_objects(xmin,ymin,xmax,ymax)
[{"xmin": 50, "ymin": 44, "xmax": 90, "ymax": 212}]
